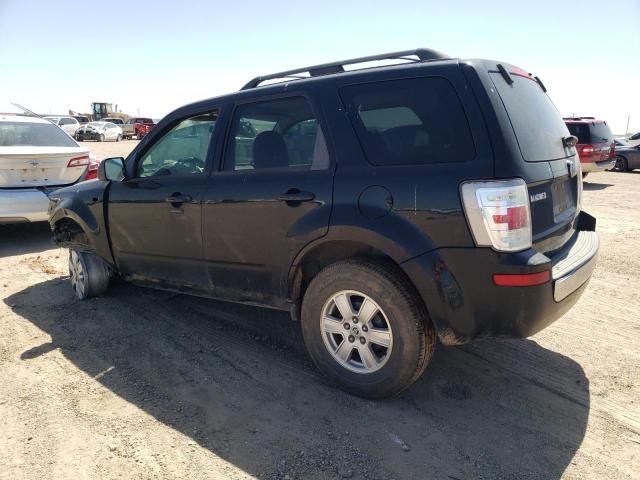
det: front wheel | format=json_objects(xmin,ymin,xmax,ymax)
[
  {"xmin": 616, "ymin": 156, "xmax": 629, "ymax": 172},
  {"xmin": 68, "ymin": 249, "xmax": 111, "ymax": 300},
  {"xmin": 98, "ymin": 134, "xmax": 104, "ymax": 142},
  {"xmin": 116, "ymin": 134, "xmax": 122, "ymax": 142},
  {"xmin": 301, "ymin": 260, "xmax": 437, "ymax": 399}
]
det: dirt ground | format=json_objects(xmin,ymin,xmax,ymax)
[{"xmin": 0, "ymin": 140, "xmax": 638, "ymax": 480}]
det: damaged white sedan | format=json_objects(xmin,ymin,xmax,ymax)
[{"xmin": 0, "ymin": 114, "xmax": 94, "ymax": 224}]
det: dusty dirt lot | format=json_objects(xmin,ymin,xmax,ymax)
[{"xmin": 0, "ymin": 141, "xmax": 638, "ymax": 480}]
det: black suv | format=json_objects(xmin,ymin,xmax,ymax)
[{"xmin": 48, "ymin": 49, "xmax": 599, "ymax": 399}]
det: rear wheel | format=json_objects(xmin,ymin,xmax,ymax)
[
  {"xmin": 116, "ymin": 134, "xmax": 122, "ymax": 142},
  {"xmin": 301, "ymin": 260, "xmax": 437, "ymax": 399},
  {"xmin": 98, "ymin": 134, "xmax": 104, "ymax": 142},
  {"xmin": 616, "ymin": 156, "xmax": 629, "ymax": 172},
  {"xmin": 68, "ymin": 249, "xmax": 111, "ymax": 300}
]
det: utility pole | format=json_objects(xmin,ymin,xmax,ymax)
[{"xmin": 625, "ymin": 115, "xmax": 630, "ymax": 138}]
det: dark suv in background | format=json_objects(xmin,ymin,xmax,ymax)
[
  {"xmin": 48, "ymin": 49, "xmax": 599, "ymax": 398},
  {"xmin": 564, "ymin": 117, "xmax": 615, "ymax": 177}
]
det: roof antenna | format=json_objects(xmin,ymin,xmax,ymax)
[{"xmin": 11, "ymin": 102, "xmax": 43, "ymax": 118}]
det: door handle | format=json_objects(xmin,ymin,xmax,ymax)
[
  {"xmin": 165, "ymin": 193, "xmax": 193, "ymax": 205},
  {"xmin": 277, "ymin": 189, "xmax": 315, "ymax": 202}
]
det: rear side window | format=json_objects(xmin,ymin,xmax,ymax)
[
  {"xmin": 340, "ymin": 77, "xmax": 475, "ymax": 166},
  {"xmin": 491, "ymin": 73, "xmax": 569, "ymax": 162},
  {"xmin": 224, "ymin": 96, "xmax": 329, "ymax": 171},
  {"xmin": 566, "ymin": 122, "xmax": 612, "ymax": 144}
]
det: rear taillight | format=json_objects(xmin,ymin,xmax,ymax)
[
  {"xmin": 578, "ymin": 144, "xmax": 594, "ymax": 161},
  {"xmin": 608, "ymin": 142, "xmax": 615, "ymax": 159},
  {"xmin": 85, "ymin": 161, "xmax": 99, "ymax": 180},
  {"xmin": 461, "ymin": 179, "xmax": 532, "ymax": 252},
  {"xmin": 67, "ymin": 155, "xmax": 90, "ymax": 167}
]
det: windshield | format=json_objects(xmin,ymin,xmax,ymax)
[
  {"xmin": 0, "ymin": 121, "xmax": 78, "ymax": 147},
  {"xmin": 87, "ymin": 122, "xmax": 104, "ymax": 127},
  {"xmin": 491, "ymin": 73, "xmax": 570, "ymax": 162}
]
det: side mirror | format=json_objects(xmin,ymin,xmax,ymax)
[{"xmin": 98, "ymin": 157, "xmax": 126, "ymax": 181}]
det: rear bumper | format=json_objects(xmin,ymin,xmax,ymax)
[
  {"xmin": 0, "ymin": 188, "xmax": 50, "ymax": 223},
  {"xmin": 581, "ymin": 159, "xmax": 615, "ymax": 172},
  {"xmin": 401, "ymin": 211, "xmax": 598, "ymax": 345}
]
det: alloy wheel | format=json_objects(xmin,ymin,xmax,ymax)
[{"xmin": 320, "ymin": 290, "xmax": 393, "ymax": 374}]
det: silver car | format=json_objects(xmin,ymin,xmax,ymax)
[{"xmin": 0, "ymin": 114, "xmax": 92, "ymax": 223}]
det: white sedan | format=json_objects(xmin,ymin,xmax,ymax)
[
  {"xmin": 0, "ymin": 114, "xmax": 94, "ymax": 223},
  {"xmin": 75, "ymin": 121, "xmax": 123, "ymax": 142},
  {"xmin": 44, "ymin": 115, "xmax": 80, "ymax": 136}
]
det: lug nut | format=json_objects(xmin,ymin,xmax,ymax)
[
  {"xmin": 359, "ymin": 337, "xmax": 366, "ymax": 344},
  {"xmin": 343, "ymin": 323, "xmax": 350, "ymax": 330},
  {"xmin": 362, "ymin": 325, "xmax": 368, "ymax": 332},
  {"xmin": 348, "ymin": 335, "xmax": 355, "ymax": 343},
  {"xmin": 352, "ymin": 317, "xmax": 359, "ymax": 324}
]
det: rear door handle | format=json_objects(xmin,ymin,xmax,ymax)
[
  {"xmin": 277, "ymin": 189, "xmax": 315, "ymax": 202},
  {"xmin": 165, "ymin": 193, "xmax": 193, "ymax": 205}
]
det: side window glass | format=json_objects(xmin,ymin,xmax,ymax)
[
  {"xmin": 224, "ymin": 96, "xmax": 329, "ymax": 171},
  {"xmin": 136, "ymin": 112, "xmax": 217, "ymax": 177},
  {"xmin": 340, "ymin": 77, "xmax": 475, "ymax": 166}
]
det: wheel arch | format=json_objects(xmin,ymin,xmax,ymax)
[{"xmin": 287, "ymin": 234, "xmax": 437, "ymax": 334}]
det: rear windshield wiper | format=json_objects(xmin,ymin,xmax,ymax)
[{"xmin": 534, "ymin": 76, "xmax": 547, "ymax": 92}]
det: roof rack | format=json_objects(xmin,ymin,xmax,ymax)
[{"xmin": 241, "ymin": 48, "xmax": 449, "ymax": 90}]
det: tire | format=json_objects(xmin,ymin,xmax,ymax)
[
  {"xmin": 301, "ymin": 260, "xmax": 437, "ymax": 399},
  {"xmin": 116, "ymin": 134, "xmax": 122, "ymax": 142},
  {"xmin": 68, "ymin": 249, "xmax": 111, "ymax": 300},
  {"xmin": 98, "ymin": 134, "xmax": 104, "ymax": 142},
  {"xmin": 616, "ymin": 156, "xmax": 629, "ymax": 172}
]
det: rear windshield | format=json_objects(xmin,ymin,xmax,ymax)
[
  {"xmin": 566, "ymin": 122, "xmax": 612, "ymax": 144},
  {"xmin": 0, "ymin": 121, "xmax": 78, "ymax": 147},
  {"xmin": 491, "ymin": 73, "xmax": 570, "ymax": 162}
]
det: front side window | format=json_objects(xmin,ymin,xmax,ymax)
[
  {"xmin": 136, "ymin": 112, "xmax": 217, "ymax": 177},
  {"xmin": 224, "ymin": 96, "xmax": 329, "ymax": 171},
  {"xmin": 340, "ymin": 77, "xmax": 475, "ymax": 166}
]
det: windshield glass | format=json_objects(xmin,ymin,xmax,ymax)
[
  {"xmin": 0, "ymin": 121, "xmax": 78, "ymax": 147},
  {"xmin": 491, "ymin": 73, "xmax": 570, "ymax": 162}
]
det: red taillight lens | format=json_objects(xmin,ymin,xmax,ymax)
[
  {"xmin": 608, "ymin": 143, "xmax": 615, "ymax": 159},
  {"xmin": 67, "ymin": 155, "xmax": 90, "ymax": 167},
  {"xmin": 492, "ymin": 205, "xmax": 529, "ymax": 230},
  {"xmin": 84, "ymin": 161, "xmax": 99, "ymax": 180},
  {"xmin": 493, "ymin": 271, "xmax": 550, "ymax": 287},
  {"xmin": 578, "ymin": 145, "xmax": 594, "ymax": 162}
]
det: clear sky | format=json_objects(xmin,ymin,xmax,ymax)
[{"xmin": 1, "ymin": 0, "xmax": 638, "ymax": 133}]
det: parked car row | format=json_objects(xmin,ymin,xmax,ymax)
[
  {"xmin": 41, "ymin": 114, "xmax": 155, "ymax": 142},
  {"xmin": 102, "ymin": 117, "xmax": 155, "ymax": 140}
]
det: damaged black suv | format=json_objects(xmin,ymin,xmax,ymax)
[{"xmin": 48, "ymin": 49, "xmax": 598, "ymax": 399}]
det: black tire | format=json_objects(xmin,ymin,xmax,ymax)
[
  {"xmin": 68, "ymin": 249, "xmax": 111, "ymax": 300},
  {"xmin": 98, "ymin": 134, "xmax": 104, "ymax": 142},
  {"xmin": 616, "ymin": 156, "xmax": 629, "ymax": 172},
  {"xmin": 301, "ymin": 260, "xmax": 437, "ymax": 399},
  {"xmin": 116, "ymin": 134, "xmax": 122, "ymax": 142}
]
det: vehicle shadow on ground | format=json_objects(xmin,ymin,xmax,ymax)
[
  {"xmin": 582, "ymin": 181, "xmax": 613, "ymax": 190},
  {"xmin": 7, "ymin": 279, "xmax": 590, "ymax": 480},
  {"xmin": 0, "ymin": 223, "xmax": 54, "ymax": 257}
]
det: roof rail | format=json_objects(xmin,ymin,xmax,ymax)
[{"xmin": 241, "ymin": 48, "xmax": 449, "ymax": 90}]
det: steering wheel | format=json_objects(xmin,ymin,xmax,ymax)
[{"xmin": 173, "ymin": 156, "xmax": 205, "ymax": 173}]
